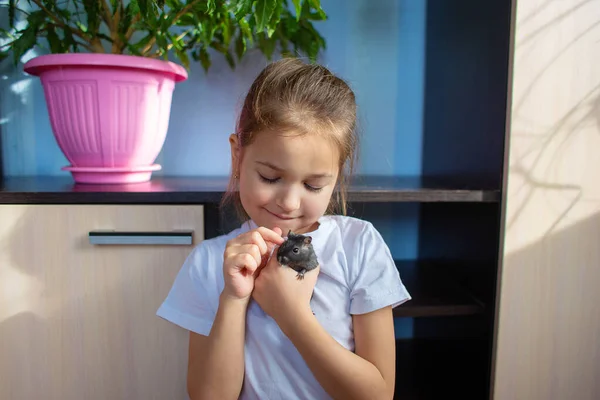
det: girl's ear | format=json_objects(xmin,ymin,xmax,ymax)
[{"xmin": 229, "ymin": 133, "xmax": 240, "ymax": 174}]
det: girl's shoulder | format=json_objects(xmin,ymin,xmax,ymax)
[
  {"xmin": 319, "ymin": 214, "xmax": 381, "ymax": 245},
  {"xmin": 323, "ymin": 214, "xmax": 375, "ymax": 230},
  {"xmin": 318, "ymin": 215, "xmax": 409, "ymax": 315},
  {"xmin": 316, "ymin": 215, "xmax": 390, "ymax": 264}
]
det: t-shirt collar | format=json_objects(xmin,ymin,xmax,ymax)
[{"xmin": 241, "ymin": 215, "xmax": 333, "ymax": 241}]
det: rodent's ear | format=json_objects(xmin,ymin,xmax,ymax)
[{"xmin": 303, "ymin": 236, "xmax": 312, "ymax": 245}]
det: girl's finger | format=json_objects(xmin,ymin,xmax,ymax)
[
  {"xmin": 232, "ymin": 227, "xmax": 283, "ymax": 257},
  {"xmin": 255, "ymin": 227, "xmax": 284, "ymax": 248},
  {"xmin": 237, "ymin": 243, "xmax": 262, "ymax": 266},
  {"xmin": 262, "ymin": 247, "xmax": 281, "ymax": 271},
  {"xmin": 234, "ymin": 253, "xmax": 259, "ymax": 275},
  {"xmin": 263, "ymin": 228, "xmax": 284, "ymax": 255},
  {"xmin": 241, "ymin": 230, "xmax": 268, "ymax": 255}
]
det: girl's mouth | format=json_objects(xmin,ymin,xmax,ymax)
[{"xmin": 264, "ymin": 208, "xmax": 296, "ymax": 220}]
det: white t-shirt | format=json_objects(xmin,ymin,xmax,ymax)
[{"xmin": 156, "ymin": 214, "xmax": 411, "ymax": 399}]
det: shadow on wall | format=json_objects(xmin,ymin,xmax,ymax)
[
  {"xmin": 503, "ymin": 0, "xmax": 600, "ymax": 237},
  {"xmin": 493, "ymin": 208, "xmax": 600, "ymax": 399},
  {"xmin": 493, "ymin": 1, "xmax": 600, "ymax": 397},
  {"xmin": 505, "ymin": 86, "xmax": 600, "ymax": 236}
]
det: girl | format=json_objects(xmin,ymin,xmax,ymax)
[{"xmin": 157, "ymin": 58, "xmax": 411, "ymax": 400}]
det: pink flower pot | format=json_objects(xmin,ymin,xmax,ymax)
[{"xmin": 23, "ymin": 53, "xmax": 188, "ymax": 184}]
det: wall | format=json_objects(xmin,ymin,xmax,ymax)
[
  {"xmin": 0, "ymin": 0, "xmax": 427, "ymax": 338},
  {"xmin": 493, "ymin": 0, "xmax": 600, "ymax": 398},
  {"xmin": 0, "ymin": 0, "xmax": 426, "ymax": 255},
  {"xmin": 0, "ymin": 0, "xmax": 425, "ymax": 178}
]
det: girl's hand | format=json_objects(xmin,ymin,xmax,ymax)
[
  {"xmin": 222, "ymin": 226, "xmax": 284, "ymax": 302},
  {"xmin": 252, "ymin": 249, "xmax": 320, "ymax": 332}
]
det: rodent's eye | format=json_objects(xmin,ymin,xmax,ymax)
[{"xmin": 293, "ymin": 247, "xmax": 299, "ymax": 254}]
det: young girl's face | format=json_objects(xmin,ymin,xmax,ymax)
[{"xmin": 231, "ymin": 130, "xmax": 340, "ymax": 234}]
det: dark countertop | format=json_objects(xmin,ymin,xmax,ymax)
[{"xmin": 0, "ymin": 175, "xmax": 500, "ymax": 204}]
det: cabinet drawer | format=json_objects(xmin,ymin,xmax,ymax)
[{"xmin": 0, "ymin": 205, "xmax": 204, "ymax": 400}]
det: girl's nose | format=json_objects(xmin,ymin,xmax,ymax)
[{"xmin": 276, "ymin": 187, "xmax": 300, "ymax": 213}]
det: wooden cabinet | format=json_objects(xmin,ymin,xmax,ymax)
[{"xmin": 0, "ymin": 205, "xmax": 204, "ymax": 400}]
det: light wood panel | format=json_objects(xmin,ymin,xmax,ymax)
[
  {"xmin": 0, "ymin": 205, "xmax": 204, "ymax": 400},
  {"xmin": 493, "ymin": 1, "xmax": 600, "ymax": 399}
]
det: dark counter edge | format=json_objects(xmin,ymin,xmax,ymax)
[{"xmin": 0, "ymin": 176, "xmax": 500, "ymax": 204}]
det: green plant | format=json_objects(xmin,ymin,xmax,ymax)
[{"xmin": 0, "ymin": 0, "xmax": 328, "ymax": 71}]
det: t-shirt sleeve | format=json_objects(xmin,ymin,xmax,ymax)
[
  {"xmin": 349, "ymin": 222, "xmax": 411, "ymax": 315},
  {"xmin": 156, "ymin": 241, "xmax": 221, "ymax": 336}
]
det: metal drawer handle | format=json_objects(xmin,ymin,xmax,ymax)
[{"xmin": 89, "ymin": 230, "xmax": 193, "ymax": 245}]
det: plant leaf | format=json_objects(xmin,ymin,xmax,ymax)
[
  {"xmin": 45, "ymin": 25, "xmax": 63, "ymax": 53},
  {"xmin": 11, "ymin": 10, "xmax": 45, "ymax": 64},
  {"xmin": 294, "ymin": 19, "xmax": 325, "ymax": 61},
  {"xmin": 225, "ymin": 51, "xmax": 235, "ymax": 68},
  {"xmin": 120, "ymin": 0, "xmax": 141, "ymax": 41},
  {"xmin": 82, "ymin": 0, "xmax": 101, "ymax": 34},
  {"xmin": 307, "ymin": 0, "xmax": 326, "ymax": 20},
  {"xmin": 198, "ymin": 46, "xmax": 210, "ymax": 72},
  {"xmin": 110, "ymin": 0, "xmax": 119, "ymax": 15},
  {"xmin": 62, "ymin": 27, "xmax": 78, "ymax": 52},
  {"xmin": 166, "ymin": 0, "xmax": 182, "ymax": 9},
  {"xmin": 266, "ymin": 0, "xmax": 283, "ymax": 38},
  {"xmin": 282, "ymin": 11, "xmax": 299, "ymax": 35},
  {"xmin": 207, "ymin": 0, "xmax": 215, "ymax": 15},
  {"xmin": 55, "ymin": 8, "xmax": 73, "ymax": 21},
  {"xmin": 12, "ymin": 29, "xmax": 35, "ymax": 64},
  {"xmin": 255, "ymin": 0, "xmax": 277, "ymax": 33},
  {"xmin": 238, "ymin": 17, "xmax": 253, "ymax": 45},
  {"xmin": 75, "ymin": 21, "xmax": 88, "ymax": 33},
  {"xmin": 234, "ymin": 33, "xmax": 246, "ymax": 60},
  {"xmin": 130, "ymin": 33, "xmax": 153, "ymax": 53},
  {"xmin": 0, "ymin": 0, "xmax": 328, "ymax": 73},
  {"xmin": 8, "ymin": 0, "xmax": 16, "ymax": 28},
  {"xmin": 30, "ymin": 9, "xmax": 47, "ymax": 25},
  {"xmin": 257, "ymin": 31, "xmax": 276, "ymax": 60},
  {"xmin": 221, "ymin": 18, "xmax": 231, "ymax": 47},
  {"xmin": 233, "ymin": 0, "xmax": 253, "ymax": 20},
  {"xmin": 155, "ymin": 33, "xmax": 168, "ymax": 56},
  {"xmin": 137, "ymin": 0, "xmax": 149, "ymax": 18},
  {"xmin": 307, "ymin": 10, "xmax": 326, "ymax": 20},
  {"xmin": 291, "ymin": 0, "xmax": 301, "ymax": 21},
  {"xmin": 174, "ymin": 46, "xmax": 190, "ymax": 69},
  {"xmin": 307, "ymin": 0, "xmax": 321, "ymax": 10}
]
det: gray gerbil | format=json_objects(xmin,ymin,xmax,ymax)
[{"xmin": 276, "ymin": 230, "xmax": 319, "ymax": 280}]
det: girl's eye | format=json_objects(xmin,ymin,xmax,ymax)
[
  {"xmin": 258, "ymin": 173, "xmax": 279, "ymax": 184},
  {"xmin": 259, "ymin": 172, "xmax": 323, "ymax": 192},
  {"xmin": 304, "ymin": 184, "xmax": 323, "ymax": 193}
]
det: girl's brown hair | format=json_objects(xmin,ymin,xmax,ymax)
[{"xmin": 221, "ymin": 57, "xmax": 358, "ymax": 222}]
